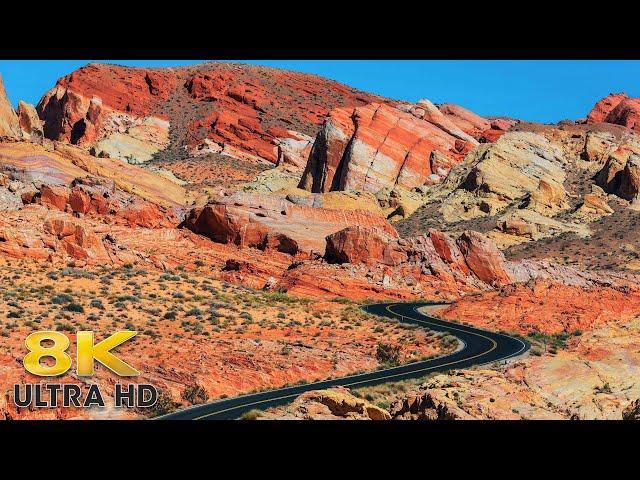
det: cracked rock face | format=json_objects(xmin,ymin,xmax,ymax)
[
  {"xmin": 299, "ymin": 102, "xmax": 484, "ymax": 194},
  {"xmin": 0, "ymin": 75, "xmax": 19, "ymax": 138}
]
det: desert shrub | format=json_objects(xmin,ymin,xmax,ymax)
[
  {"xmin": 59, "ymin": 268, "xmax": 95, "ymax": 279},
  {"xmin": 90, "ymin": 299, "xmax": 105, "ymax": 310},
  {"xmin": 51, "ymin": 293, "xmax": 74, "ymax": 304},
  {"xmin": 142, "ymin": 389, "xmax": 177, "ymax": 418},
  {"xmin": 55, "ymin": 322, "xmax": 74, "ymax": 332},
  {"xmin": 181, "ymin": 383, "xmax": 209, "ymax": 405},
  {"xmin": 116, "ymin": 295, "xmax": 140, "ymax": 303},
  {"xmin": 280, "ymin": 345, "xmax": 292, "ymax": 356},
  {"xmin": 330, "ymin": 297, "xmax": 354, "ymax": 304},
  {"xmin": 240, "ymin": 409, "xmax": 263, "ymax": 420},
  {"xmin": 376, "ymin": 342, "xmax": 401, "ymax": 366}
]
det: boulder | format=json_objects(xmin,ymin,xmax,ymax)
[
  {"xmin": 323, "ymin": 224, "xmax": 511, "ymax": 288},
  {"xmin": 264, "ymin": 387, "xmax": 391, "ymax": 420},
  {"xmin": 325, "ymin": 226, "xmax": 394, "ymax": 264},
  {"xmin": 456, "ymin": 231, "xmax": 511, "ymax": 286},
  {"xmin": 183, "ymin": 203, "xmax": 270, "ymax": 249},
  {"xmin": 597, "ymin": 153, "xmax": 640, "ymax": 203},
  {"xmin": 43, "ymin": 218, "xmax": 109, "ymax": 261},
  {"xmin": 428, "ymin": 228, "xmax": 470, "ymax": 274},
  {"xmin": 17, "ymin": 101, "xmax": 43, "ymax": 141},
  {"xmin": 572, "ymin": 184, "xmax": 614, "ymax": 221},
  {"xmin": 617, "ymin": 154, "xmax": 640, "ymax": 202},
  {"xmin": 39, "ymin": 185, "xmax": 70, "ymax": 211},
  {"xmin": 496, "ymin": 219, "xmax": 538, "ymax": 239}
]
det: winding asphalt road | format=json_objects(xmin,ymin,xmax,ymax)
[{"xmin": 159, "ymin": 302, "xmax": 529, "ymax": 420}]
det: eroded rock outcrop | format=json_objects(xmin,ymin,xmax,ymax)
[
  {"xmin": 260, "ymin": 387, "xmax": 391, "ymax": 420},
  {"xmin": 17, "ymin": 101, "xmax": 43, "ymax": 141},
  {"xmin": 587, "ymin": 93, "xmax": 640, "ymax": 132},
  {"xmin": 596, "ymin": 152, "xmax": 640, "ymax": 204},
  {"xmin": 0, "ymin": 140, "xmax": 186, "ymax": 207},
  {"xmin": 299, "ymin": 102, "xmax": 483, "ymax": 194},
  {"xmin": 325, "ymin": 226, "xmax": 394, "ymax": 265},
  {"xmin": 456, "ymin": 231, "xmax": 511, "ymax": 285},
  {"xmin": 36, "ymin": 63, "xmax": 389, "ymax": 166},
  {"xmin": 435, "ymin": 131, "xmax": 568, "ymax": 221},
  {"xmin": 28, "ymin": 179, "xmax": 179, "ymax": 229},
  {"xmin": 182, "ymin": 191, "xmax": 397, "ymax": 255},
  {"xmin": 324, "ymin": 227, "xmax": 511, "ymax": 287},
  {"xmin": 615, "ymin": 154, "xmax": 640, "ymax": 203},
  {"xmin": 0, "ymin": 75, "xmax": 19, "ymax": 138}
]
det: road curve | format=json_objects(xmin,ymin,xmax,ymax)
[{"xmin": 158, "ymin": 302, "xmax": 529, "ymax": 420}]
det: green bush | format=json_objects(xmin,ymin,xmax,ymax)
[
  {"xmin": 181, "ymin": 383, "xmax": 209, "ymax": 405},
  {"xmin": 52, "ymin": 293, "xmax": 73, "ymax": 304},
  {"xmin": 376, "ymin": 342, "xmax": 401, "ymax": 366},
  {"xmin": 63, "ymin": 303, "xmax": 85, "ymax": 313}
]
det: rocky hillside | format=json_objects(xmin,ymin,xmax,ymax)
[
  {"xmin": 396, "ymin": 118, "xmax": 640, "ymax": 271},
  {"xmin": 298, "ymin": 100, "xmax": 514, "ymax": 194},
  {"xmin": 2, "ymin": 63, "xmax": 640, "ymax": 420},
  {"xmin": 36, "ymin": 62, "xmax": 390, "ymax": 172}
]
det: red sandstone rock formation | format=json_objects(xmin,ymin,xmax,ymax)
[
  {"xmin": 298, "ymin": 102, "xmax": 485, "ymax": 194},
  {"xmin": 428, "ymin": 228, "xmax": 471, "ymax": 275},
  {"xmin": 37, "ymin": 64, "xmax": 177, "ymax": 144},
  {"xmin": 17, "ymin": 101, "xmax": 44, "ymax": 141},
  {"xmin": 43, "ymin": 217, "xmax": 109, "ymax": 261},
  {"xmin": 0, "ymin": 75, "xmax": 19, "ymax": 138},
  {"xmin": 439, "ymin": 103, "xmax": 492, "ymax": 138},
  {"xmin": 182, "ymin": 191, "xmax": 397, "ymax": 255},
  {"xmin": 36, "ymin": 63, "xmax": 389, "ymax": 165},
  {"xmin": 442, "ymin": 280, "xmax": 640, "ymax": 335},
  {"xmin": 587, "ymin": 93, "xmax": 640, "ymax": 132},
  {"xmin": 456, "ymin": 231, "xmax": 511, "ymax": 286},
  {"xmin": 30, "ymin": 180, "xmax": 179, "ymax": 229},
  {"xmin": 324, "ymin": 226, "xmax": 511, "ymax": 287},
  {"xmin": 324, "ymin": 226, "xmax": 395, "ymax": 264},
  {"xmin": 587, "ymin": 93, "xmax": 631, "ymax": 123}
]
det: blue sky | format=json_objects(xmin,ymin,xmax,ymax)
[{"xmin": 0, "ymin": 60, "xmax": 639, "ymax": 123}]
